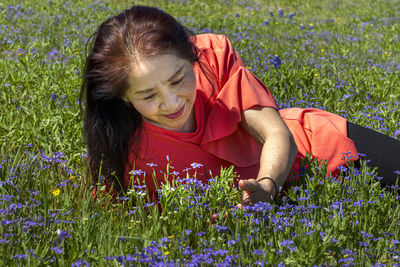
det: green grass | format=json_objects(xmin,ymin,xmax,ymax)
[{"xmin": 1, "ymin": 0, "xmax": 400, "ymax": 265}]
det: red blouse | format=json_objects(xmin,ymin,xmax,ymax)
[{"xmin": 124, "ymin": 34, "xmax": 359, "ymax": 197}]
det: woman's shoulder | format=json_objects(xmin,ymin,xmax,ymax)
[{"xmin": 191, "ymin": 33, "xmax": 232, "ymax": 51}]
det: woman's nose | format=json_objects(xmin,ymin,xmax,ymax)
[{"xmin": 159, "ymin": 90, "xmax": 179, "ymax": 110}]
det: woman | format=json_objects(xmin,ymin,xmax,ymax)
[{"xmin": 81, "ymin": 6, "xmax": 400, "ymax": 205}]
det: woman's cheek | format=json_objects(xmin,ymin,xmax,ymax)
[
  {"xmin": 184, "ymin": 72, "xmax": 196, "ymax": 95},
  {"xmin": 133, "ymin": 101, "xmax": 154, "ymax": 117}
]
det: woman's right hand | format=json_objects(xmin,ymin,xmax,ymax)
[{"xmin": 236, "ymin": 178, "xmax": 276, "ymax": 208}]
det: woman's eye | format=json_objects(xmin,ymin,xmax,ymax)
[
  {"xmin": 144, "ymin": 94, "xmax": 155, "ymax": 100},
  {"xmin": 171, "ymin": 77, "xmax": 184, "ymax": 85}
]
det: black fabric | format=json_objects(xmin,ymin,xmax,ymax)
[{"xmin": 347, "ymin": 121, "xmax": 400, "ymax": 186}]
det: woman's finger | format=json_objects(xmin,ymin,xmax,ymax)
[
  {"xmin": 206, "ymin": 214, "xmax": 219, "ymax": 227},
  {"xmin": 206, "ymin": 211, "xmax": 230, "ymax": 227},
  {"xmin": 238, "ymin": 179, "xmax": 259, "ymax": 192}
]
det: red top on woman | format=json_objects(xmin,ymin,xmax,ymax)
[{"xmin": 124, "ymin": 34, "xmax": 358, "ymax": 196}]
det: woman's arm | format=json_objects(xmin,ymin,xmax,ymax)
[{"xmin": 239, "ymin": 106, "xmax": 298, "ymax": 204}]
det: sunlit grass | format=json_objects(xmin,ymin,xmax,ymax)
[{"xmin": 1, "ymin": 0, "xmax": 399, "ymax": 265}]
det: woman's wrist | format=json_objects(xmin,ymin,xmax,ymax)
[{"xmin": 256, "ymin": 177, "xmax": 278, "ymax": 199}]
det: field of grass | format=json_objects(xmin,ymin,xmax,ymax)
[{"xmin": 1, "ymin": 0, "xmax": 400, "ymax": 265}]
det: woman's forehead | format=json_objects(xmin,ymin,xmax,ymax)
[{"xmin": 128, "ymin": 54, "xmax": 188, "ymax": 90}]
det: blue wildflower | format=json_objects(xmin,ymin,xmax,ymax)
[
  {"xmin": 288, "ymin": 12, "xmax": 296, "ymax": 19},
  {"xmin": 51, "ymin": 246, "xmax": 63, "ymax": 254},
  {"xmin": 130, "ymin": 169, "xmax": 144, "ymax": 176},
  {"xmin": 71, "ymin": 259, "xmax": 90, "ymax": 267},
  {"xmin": 13, "ymin": 254, "xmax": 28, "ymax": 259},
  {"xmin": 190, "ymin": 162, "xmax": 203, "ymax": 169},
  {"xmin": 272, "ymin": 55, "xmax": 282, "ymax": 69}
]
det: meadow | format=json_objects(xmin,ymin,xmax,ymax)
[{"xmin": 1, "ymin": 0, "xmax": 400, "ymax": 265}]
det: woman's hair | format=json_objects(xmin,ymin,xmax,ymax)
[{"xmin": 80, "ymin": 6, "xmax": 204, "ymax": 195}]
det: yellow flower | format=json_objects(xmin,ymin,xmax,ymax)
[
  {"xmin": 163, "ymin": 251, "xmax": 170, "ymax": 256},
  {"xmin": 314, "ymin": 73, "xmax": 319, "ymax": 77},
  {"xmin": 75, "ymin": 51, "xmax": 80, "ymax": 54},
  {"xmin": 69, "ymin": 176, "xmax": 76, "ymax": 180},
  {"xmin": 321, "ymin": 48, "xmax": 325, "ymax": 52},
  {"xmin": 309, "ymin": 23, "xmax": 313, "ymax": 26},
  {"xmin": 251, "ymin": 11, "xmax": 255, "ymax": 15},
  {"xmin": 168, "ymin": 235, "xmax": 174, "ymax": 239},
  {"xmin": 371, "ymin": 66, "xmax": 375, "ymax": 70},
  {"xmin": 52, "ymin": 188, "xmax": 60, "ymax": 196},
  {"xmin": 275, "ymin": 22, "xmax": 279, "ymax": 25}
]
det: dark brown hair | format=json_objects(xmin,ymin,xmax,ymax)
[{"xmin": 80, "ymin": 6, "xmax": 203, "ymax": 195}]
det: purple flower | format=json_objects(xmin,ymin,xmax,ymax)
[
  {"xmin": 272, "ymin": 55, "xmax": 282, "ymax": 68},
  {"xmin": 359, "ymin": 241, "xmax": 371, "ymax": 247},
  {"xmin": 13, "ymin": 254, "xmax": 28, "ymax": 259},
  {"xmin": 339, "ymin": 257, "xmax": 354, "ymax": 263},
  {"xmin": 190, "ymin": 162, "xmax": 203, "ymax": 169},
  {"xmin": 51, "ymin": 94, "xmax": 57, "ymax": 100},
  {"xmin": 51, "ymin": 246, "xmax": 63, "ymax": 254},
  {"xmin": 47, "ymin": 48, "xmax": 59, "ymax": 59},
  {"xmin": 391, "ymin": 239, "xmax": 400, "ymax": 245},
  {"xmin": 130, "ymin": 169, "xmax": 144, "ymax": 176},
  {"xmin": 252, "ymin": 249, "xmax": 265, "ymax": 255},
  {"xmin": 146, "ymin": 162, "xmax": 157, "ymax": 167},
  {"xmin": 337, "ymin": 165, "xmax": 348, "ymax": 172},
  {"xmin": 71, "ymin": 259, "xmax": 89, "ymax": 266},
  {"xmin": 227, "ymin": 240, "xmax": 237, "ymax": 246},
  {"xmin": 213, "ymin": 224, "xmax": 228, "ymax": 233},
  {"xmin": 183, "ymin": 229, "xmax": 192, "ymax": 236},
  {"xmin": 280, "ymin": 239, "xmax": 297, "ymax": 252},
  {"xmin": 57, "ymin": 230, "xmax": 72, "ymax": 240}
]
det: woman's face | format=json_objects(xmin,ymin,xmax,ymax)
[{"xmin": 125, "ymin": 53, "xmax": 197, "ymax": 133}]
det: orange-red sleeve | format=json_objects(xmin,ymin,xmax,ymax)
[
  {"xmin": 192, "ymin": 34, "xmax": 278, "ymax": 167},
  {"xmin": 194, "ymin": 34, "xmax": 278, "ymax": 111}
]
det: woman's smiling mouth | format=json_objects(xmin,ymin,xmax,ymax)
[{"xmin": 165, "ymin": 105, "xmax": 185, "ymax": 119}]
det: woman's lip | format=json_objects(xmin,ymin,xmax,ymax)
[{"xmin": 165, "ymin": 105, "xmax": 185, "ymax": 119}]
